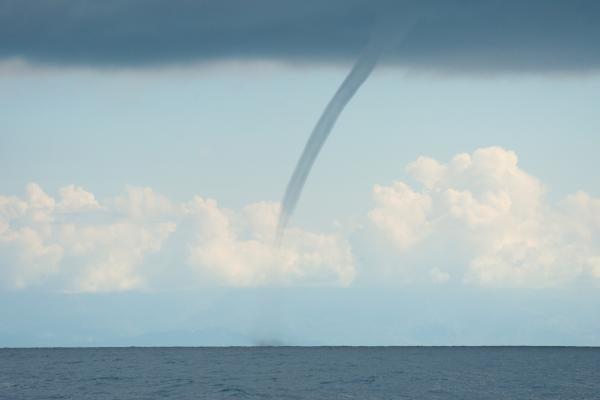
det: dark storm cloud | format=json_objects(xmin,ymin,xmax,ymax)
[{"xmin": 1, "ymin": 0, "xmax": 599, "ymax": 72}]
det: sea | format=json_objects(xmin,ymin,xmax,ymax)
[{"xmin": 1, "ymin": 347, "xmax": 599, "ymax": 399}]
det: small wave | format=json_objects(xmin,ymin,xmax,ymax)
[{"xmin": 218, "ymin": 386, "xmax": 252, "ymax": 397}]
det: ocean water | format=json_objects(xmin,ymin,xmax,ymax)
[{"xmin": 1, "ymin": 347, "xmax": 599, "ymax": 399}]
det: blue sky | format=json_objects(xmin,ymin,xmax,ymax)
[{"xmin": 1, "ymin": 1, "xmax": 600, "ymax": 346}]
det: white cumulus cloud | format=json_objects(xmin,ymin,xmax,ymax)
[
  {"xmin": 3, "ymin": 147, "xmax": 597, "ymax": 291},
  {"xmin": 0, "ymin": 185, "xmax": 176, "ymax": 291},
  {"xmin": 0, "ymin": 184, "xmax": 354, "ymax": 291},
  {"xmin": 186, "ymin": 199, "xmax": 355, "ymax": 287},
  {"xmin": 57, "ymin": 184, "xmax": 101, "ymax": 213},
  {"xmin": 368, "ymin": 146, "xmax": 600, "ymax": 288}
]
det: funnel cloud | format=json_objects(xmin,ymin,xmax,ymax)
[
  {"xmin": 276, "ymin": 44, "xmax": 380, "ymax": 241},
  {"xmin": 276, "ymin": 18, "xmax": 414, "ymax": 240}
]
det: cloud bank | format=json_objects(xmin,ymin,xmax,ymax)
[
  {"xmin": 0, "ymin": 184, "xmax": 354, "ymax": 291},
  {"xmin": 1, "ymin": 0, "xmax": 599, "ymax": 72},
  {"xmin": 369, "ymin": 147, "xmax": 600, "ymax": 288},
  {"xmin": 1, "ymin": 147, "xmax": 599, "ymax": 291}
]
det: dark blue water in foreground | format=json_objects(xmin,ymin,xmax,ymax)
[{"xmin": 1, "ymin": 347, "xmax": 599, "ymax": 399}]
